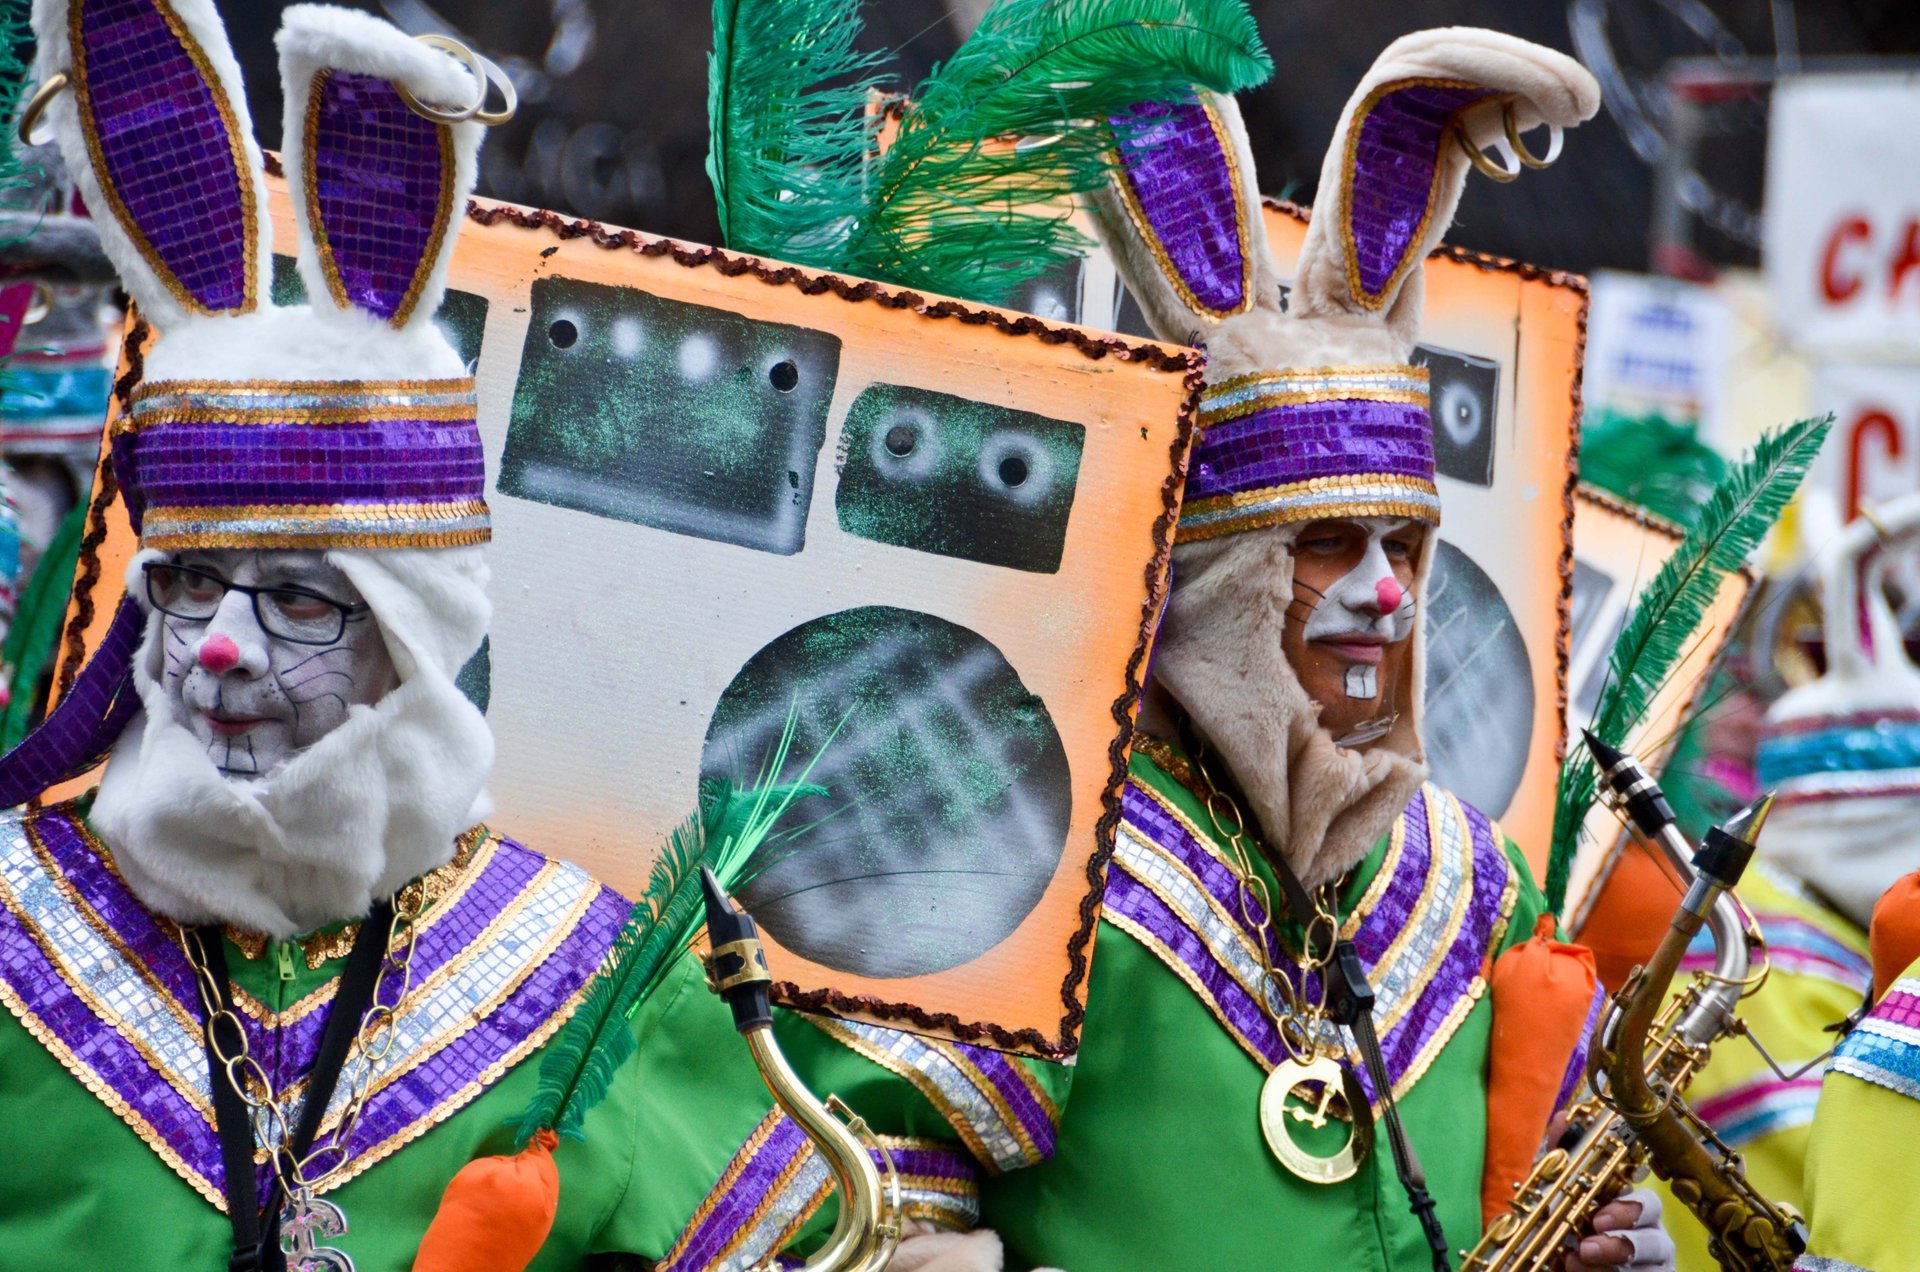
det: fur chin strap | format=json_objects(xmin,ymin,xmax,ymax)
[{"xmin": 1146, "ymin": 530, "xmax": 1425, "ymax": 889}]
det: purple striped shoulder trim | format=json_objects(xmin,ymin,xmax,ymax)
[
  {"xmin": 808, "ymin": 1016, "xmax": 1058, "ymax": 1174},
  {"xmin": 1104, "ymin": 777, "xmax": 1517, "ymax": 1107},
  {"xmin": 0, "ymin": 803, "xmax": 625, "ymax": 1211},
  {"xmin": 658, "ymin": 1116, "xmax": 981, "ymax": 1271}
]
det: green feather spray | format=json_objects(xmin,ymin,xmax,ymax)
[
  {"xmin": 1545, "ymin": 415, "xmax": 1833, "ymax": 914},
  {"xmin": 508, "ymin": 707, "xmax": 836, "ymax": 1145},
  {"xmin": 708, "ymin": 0, "xmax": 1274, "ymax": 305}
]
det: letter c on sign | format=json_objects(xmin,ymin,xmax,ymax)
[
  {"xmin": 1847, "ymin": 408, "xmax": 1902, "ymax": 522},
  {"xmin": 1822, "ymin": 216, "xmax": 1872, "ymax": 304}
]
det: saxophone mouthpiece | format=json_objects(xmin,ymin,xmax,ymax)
[
  {"xmin": 700, "ymin": 866, "xmax": 775, "ymax": 1033},
  {"xmin": 1582, "ymin": 728, "xmax": 1628, "ymax": 778},
  {"xmin": 1693, "ymin": 793, "xmax": 1775, "ymax": 889},
  {"xmin": 1582, "ymin": 731, "xmax": 1676, "ymax": 840}
]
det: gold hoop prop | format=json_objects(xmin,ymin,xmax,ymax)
[
  {"xmin": 1501, "ymin": 104, "xmax": 1563, "ymax": 170},
  {"xmin": 1451, "ymin": 120, "xmax": 1520, "ymax": 183},
  {"xmin": 17, "ymin": 72, "xmax": 70, "ymax": 148},
  {"xmin": 397, "ymin": 34, "xmax": 516, "ymax": 127}
]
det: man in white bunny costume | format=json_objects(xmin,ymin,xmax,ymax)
[
  {"xmin": 0, "ymin": 4, "xmax": 936, "ymax": 1270},
  {"xmin": 972, "ymin": 30, "xmax": 1676, "ymax": 1272}
]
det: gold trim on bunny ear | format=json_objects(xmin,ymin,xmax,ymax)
[
  {"xmin": 1338, "ymin": 77, "xmax": 1489, "ymax": 315},
  {"xmin": 302, "ymin": 70, "xmax": 458, "ymax": 329},
  {"xmin": 68, "ymin": 0, "xmax": 261, "ymax": 317},
  {"xmin": 1109, "ymin": 96, "xmax": 1256, "ymax": 323}
]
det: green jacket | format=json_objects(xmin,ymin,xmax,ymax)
[
  {"xmin": 979, "ymin": 746, "xmax": 1554, "ymax": 1270},
  {"xmin": 0, "ymin": 798, "xmax": 1053, "ymax": 1269}
]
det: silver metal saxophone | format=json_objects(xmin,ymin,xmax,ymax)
[
  {"xmin": 699, "ymin": 867, "xmax": 902, "ymax": 1272},
  {"xmin": 1462, "ymin": 734, "xmax": 1806, "ymax": 1270}
]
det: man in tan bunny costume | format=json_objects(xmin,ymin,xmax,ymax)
[{"xmin": 974, "ymin": 29, "xmax": 1675, "ymax": 1271}]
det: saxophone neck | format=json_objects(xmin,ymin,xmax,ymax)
[{"xmin": 699, "ymin": 868, "xmax": 902, "ymax": 1272}]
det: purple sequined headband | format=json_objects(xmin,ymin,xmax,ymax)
[
  {"xmin": 1178, "ymin": 365, "xmax": 1439, "ymax": 542},
  {"xmin": 113, "ymin": 377, "xmax": 492, "ymax": 551}
]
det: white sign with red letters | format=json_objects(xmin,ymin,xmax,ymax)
[
  {"xmin": 1800, "ymin": 362, "xmax": 1920, "ymax": 544},
  {"xmin": 1766, "ymin": 72, "xmax": 1920, "ymax": 360}
]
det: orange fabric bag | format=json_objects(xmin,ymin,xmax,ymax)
[
  {"xmin": 1870, "ymin": 871, "xmax": 1920, "ymax": 1000},
  {"xmin": 1480, "ymin": 914, "xmax": 1603, "ymax": 1228},
  {"xmin": 413, "ymin": 1130, "xmax": 561, "ymax": 1272}
]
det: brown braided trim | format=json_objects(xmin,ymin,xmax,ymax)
[
  {"xmin": 1261, "ymin": 197, "xmax": 1593, "ymax": 288},
  {"xmin": 57, "ymin": 315, "xmax": 145, "ymax": 703},
  {"xmin": 461, "ymin": 201, "xmax": 1202, "ymax": 373},
  {"xmin": 773, "ymin": 363, "xmax": 1200, "ymax": 1059}
]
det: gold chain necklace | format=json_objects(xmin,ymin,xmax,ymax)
[
  {"xmin": 1183, "ymin": 742, "xmax": 1374, "ymax": 1185},
  {"xmin": 176, "ymin": 884, "xmax": 425, "ymax": 1267}
]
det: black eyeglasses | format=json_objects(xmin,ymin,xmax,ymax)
[{"xmin": 142, "ymin": 562, "xmax": 372, "ymax": 646}]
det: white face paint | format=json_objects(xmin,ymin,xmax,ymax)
[
  {"xmin": 1298, "ymin": 517, "xmax": 1420, "ymax": 702},
  {"xmin": 154, "ymin": 549, "xmax": 397, "ymax": 779}
]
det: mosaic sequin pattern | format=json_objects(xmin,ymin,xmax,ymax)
[
  {"xmin": 1343, "ymin": 81, "xmax": 1496, "ymax": 307},
  {"xmin": 1179, "ymin": 366, "xmax": 1437, "ymax": 541},
  {"xmin": 117, "ymin": 378, "xmax": 489, "ymax": 549},
  {"xmin": 880, "ymin": 1138, "xmax": 982, "ymax": 1230},
  {"xmin": 1110, "ymin": 97, "xmax": 1251, "ymax": 318},
  {"xmin": 74, "ymin": 0, "xmax": 256, "ymax": 313},
  {"xmin": 813, "ymin": 1017, "xmax": 1058, "ymax": 1174},
  {"xmin": 307, "ymin": 71, "xmax": 452, "ymax": 325},
  {"xmin": 0, "ymin": 806, "xmax": 626, "ymax": 1206},
  {"xmin": 1106, "ymin": 774, "xmax": 1514, "ymax": 1107},
  {"xmin": 657, "ymin": 1111, "xmax": 834, "ymax": 1272},
  {"xmin": 1831, "ymin": 977, "xmax": 1920, "ymax": 1103}
]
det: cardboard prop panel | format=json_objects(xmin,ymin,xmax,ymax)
[
  {"xmin": 1045, "ymin": 201, "xmax": 1586, "ymax": 873},
  {"xmin": 1563, "ymin": 486, "xmax": 1753, "ymax": 955},
  {"xmin": 58, "ymin": 176, "xmax": 1200, "ymax": 1057}
]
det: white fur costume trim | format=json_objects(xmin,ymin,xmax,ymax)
[{"xmin": 92, "ymin": 546, "xmax": 493, "ymax": 938}]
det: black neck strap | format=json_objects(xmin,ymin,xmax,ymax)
[
  {"xmin": 191, "ymin": 901, "xmax": 396, "ymax": 1272},
  {"xmin": 1172, "ymin": 721, "xmax": 1452, "ymax": 1271}
]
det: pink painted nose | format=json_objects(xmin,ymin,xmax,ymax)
[
  {"xmin": 198, "ymin": 634, "xmax": 241, "ymax": 674},
  {"xmin": 1375, "ymin": 577, "xmax": 1403, "ymax": 614}
]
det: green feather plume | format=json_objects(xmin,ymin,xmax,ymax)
[
  {"xmin": 706, "ymin": 0, "xmax": 886, "ymax": 263},
  {"xmin": 708, "ymin": 0, "xmax": 1273, "ymax": 306},
  {"xmin": 0, "ymin": 0, "xmax": 31, "ymax": 190},
  {"xmin": 1545, "ymin": 415, "xmax": 1833, "ymax": 914},
  {"xmin": 508, "ymin": 706, "xmax": 836, "ymax": 1145}
]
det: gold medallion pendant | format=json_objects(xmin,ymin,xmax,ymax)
[{"xmin": 1258, "ymin": 1053, "xmax": 1374, "ymax": 1184}]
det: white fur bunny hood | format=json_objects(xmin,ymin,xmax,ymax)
[
  {"xmin": 1093, "ymin": 29, "xmax": 1599, "ymax": 884},
  {"xmin": 5, "ymin": 0, "xmax": 503, "ymax": 933}
]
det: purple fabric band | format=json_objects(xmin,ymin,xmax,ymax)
[
  {"xmin": 1554, "ymin": 978, "xmax": 1605, "ymax": 1113},
  {"xmin": 121, "ymin": 418, "xmax": 486, "ymax": 510},
  {"xmin": 1111, "ymin": 98, "xmax": 1247, "ymax": 316},
  {"xmin": 878, "ymin": 1144, "xmax": 977, "ymax": 1182},
  {"xmin": 77, "ymin": 0, "xmax": 253, "ymax": 312},
  {"xmin": 1189, "ymin": 398, "xmax": 1435, "ymax": 500},
  {"xmin": 1347, "ymin": 82, "xmax": 1495, "ymax": 303},
  {"xmin": 666, "ymin": 1116, "xmax": 816, "ymax": 1271},
  {"xmin": 310, "ymin": 72, "xmax": 448, "ymax": 323},
  {"xmin": 0, "ymin": 595, "xmax": 142, "ymax": 807},
  {"xmin": 957, "ymin": 1042, "xmax": 1058, "ymax": 1161}
]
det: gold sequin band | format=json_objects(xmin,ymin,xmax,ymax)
[{"xmin": 1176, "ymin": 474, "xmax": 1440, "ymax": 542}]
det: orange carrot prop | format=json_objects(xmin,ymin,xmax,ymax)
[{"xmin": 414, "ymin": 1130, "xmax": 559, "ymax": 1272}]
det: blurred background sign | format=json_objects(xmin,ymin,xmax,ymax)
[{"xmin": 1766, "ymin": 73, "xmax": 1920, "ymax": 362}]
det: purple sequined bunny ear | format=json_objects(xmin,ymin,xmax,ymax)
[
  {"xmin": 1089, "ymin": 91, "xmax": 1281, "ymax": 347},
  {"xmin": 277, "ymin": 5, "xmax": 484, "ymax": 331},
  {"xmin": 1288, "ymin": 28, "xmax": 1599, "ymax": 341},
  {"xmin": 29, "ymin": 0, "xmax": 272, "ymax": 329}
]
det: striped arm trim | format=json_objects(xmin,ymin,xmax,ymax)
[
  {"xmin": 810, "ymin": 1016, "xmax": 1058, "ymax": 1174},
  {"xmin": 657, "ymin": 1110, "xmax": 833, "ymax": 1272},
  {"xmin": 875, "ymin": 1136, "xmax": 981, "ymax": 1231}
]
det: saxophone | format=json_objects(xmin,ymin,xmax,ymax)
[
  {"xmin": 1462, "ymin": 736, "xmax": 1807, "ymax": 1270},
  {"xmin": 700, "ymin": 867, "xmax": 903, "ymax": 1272}
]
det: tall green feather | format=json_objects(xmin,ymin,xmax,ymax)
[
  {"xmin": 1546, "ymin": 415, "xmax": 1833, "ymax": 913},
  {"xmin": 508, "ymin": 707, "xmax": 834, "ymax": 1146},
  {"xmin": 708, "ymin": 0, "xmax": 1273, "ymax": 306},
  {"xmin": 706, "ymin": 0, "xmax": 885, "ymax": 263}
]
